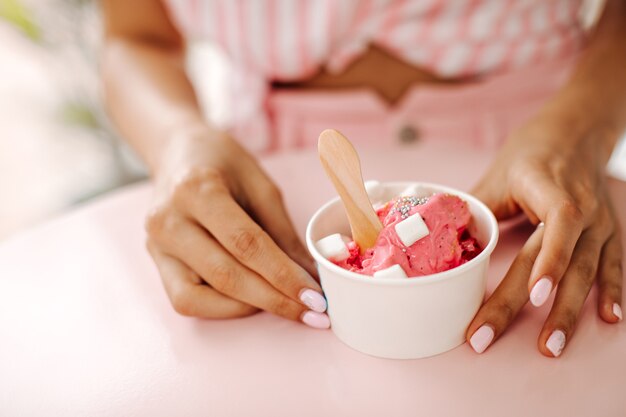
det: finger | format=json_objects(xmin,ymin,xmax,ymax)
[
  {"xmin": 517, "ymin": 175, "xmax": 585, "ymax": 307},
  {"xmin": 147, "ymin": 242, "xmax": 258, "ymax": 319},
  {"xmin": 242, "ymin": 177, "xmax": 318, "ymax": 279},
  {"xmin": 151, "ymin": 217, "xmax": 329, "ymax": 327},
  {"xmin": 471, "ymin": 176, "xmax": 520, "ymax": 221},
  {"xmin": 176, "ymin": 174, "xmax": 327, "ymax": 312},
  {"xmin": 537, "ymin": 227, "xmax": 605, "ymax": 358},
  {"xmin": 597, "ymin": 228, "xmax": 623, "ymax": 323},
  {"xmin": 466, "ymin": 225, "xmax": 544, "ymax": 353}
]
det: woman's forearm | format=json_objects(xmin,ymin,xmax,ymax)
[
  {"xmin": 539, "ymin": 0, "xmax": 626, "ymax": 156},
  {"xmin": 102, "ymin": 37, "xmax": 211, "ymax": 175}
]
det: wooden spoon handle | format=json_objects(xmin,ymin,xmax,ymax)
[{"xmin": 318, "ymin": 129, "xmax": 383, "ymax": 253}]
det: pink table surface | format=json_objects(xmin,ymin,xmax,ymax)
[{"xmin": 1, "ymin": 140, "xmax": 625, "ymax": 417}]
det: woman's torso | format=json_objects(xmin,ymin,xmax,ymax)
[
  {"xmin": 165, "ymin": 0, "xmax": 585, "ymax": 83},
  {"xmin": 163, "ymin": 0, "xmax": 587, "ymax": 150}
]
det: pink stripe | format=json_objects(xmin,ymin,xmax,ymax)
[
  {"xmin": 498, "ymin": 39, "xmax": 521, "ymax": 73},
  {"xmin": 213, "ymin": 1, "xmax": 235, "ymax": 137},
  {"xmin": 214, "ymin": 1, "xmax": 228, "ymax": 51},
  {"xmin": 466, "ymin": 0, "xmax": 517, "ymax": 74},
  {"xmin": 463, "ymin": 0, "xmax": 517, "ymax": 76},
  {"xmin": 297, "ymin": 1, "xmax": 310, "ymax": 76},
  {"xmin": 556, "ymin": 28, "xmax": 582, "ymax": 61},
  {"xmin": 352, "ymin": 0, "xmax": 374, "ymax": 33},
  {"xmin": 380, "ymin": 0, "xmax": 407, "ymax": 40},
  {"xmin": 426, "ymin": 0, "xmax": 459, "ymax": 73},
  {"xmin": 415, "ymin": 1, "xmax": 444, "ymax": 43},
  {"xmin": 327, "ymin": 0, "xmax": 373, "ymax": 72},
  {"xmin": 491, "ymin": 0, "xmax": 515, "ymax": 39},
  {"xmin": 569, "ymin": 0, "xmax": 581, "ymax": 23},
  {"xmin": 498, "ymin": 2, "xmax": 534, "ymax": 70},
  {"xmin": 235, "ymin": 2, "xmax": 251, "ymax": 68},
  {"xmin": 430, "ymin": 0, "xmax": 484, "ymax": 75},
  {"xmin": 547, "ymin": 0, "xmax": 560, "ymax": 30},
  {"xmin": 429, "ymin": 45, "xmax": 447, "ymax": 74},
  {"xmin": 411, "ymin": 1, "xmax": 444, "ymax": 74},
  {"xmin": 454, "ymin": 0, "xmax": 482, "ymax": 40},
  {"xmin": 262, "ymin": 1, "xmax": 280, "ymax": 151},
  {"xmin": 460, "ymin": 41, "xmax": 487, "ymax": 76},
  {"xmin": 326, "ymin": 0, "xmax": 336, "ymax": 48},
  {"xmin": 190, "ymin": 0, "xmax": 200, "ymax": 36},
  {"xmin": 529, "ymin": 40, "xmax": 546, "ymax": 68},
  {"xmin": 267, "ymin": 0, "xmax": 279, "ymax": 76},
  {"xmin": 527, "ymin": 3, "xmax": 554, "ymax": 66}
]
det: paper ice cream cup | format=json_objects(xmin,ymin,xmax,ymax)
[{"xmin": 306, "ymin": 182, "xmax": 498, "ymax": 359}]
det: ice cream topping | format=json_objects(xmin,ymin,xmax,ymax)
[{"xmin": 324, "ymin": 192, "xmax": 481, "ymax": 278}]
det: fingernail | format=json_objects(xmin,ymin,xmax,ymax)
[
  {"xmin": 301, "ymin": 311, "xmax": 330, "ymax": 329},
  {"xmin": 299, "ymin": 289, "xmax": 327, "ymax": 313},
  {"xmin": 530, "ymin": 277, "xmax": 553, "ymax": 307},
  {"xmin": 613, "ymin": 303, "xmax": 623, "ymax": 321},
  {"xmin": 546, "ymin": 330, "xmax": 566, "ymax": 357},
  {"xmin": 469, "ymin": 325, "xmax": 495, "ymax": 354}
]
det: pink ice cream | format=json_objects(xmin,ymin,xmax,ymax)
[{"xmin": 335, "ymin": 193, "xmax": 481, "ymax": 277}]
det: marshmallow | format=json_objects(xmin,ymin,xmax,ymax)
[
  {"xmin": 316, "ymin": 233, "xmax": 351, "ymax": 262},
  {"xmin": 394, "ymin": 213, "xmax": 429, "ymax": 247},
  {"xmin": 399, "ymin": 184, "xmax": 426, "ymax": 197},
  {"xmin": 373, "ymin": 264, "xmax": 408, "ymax": 279}
]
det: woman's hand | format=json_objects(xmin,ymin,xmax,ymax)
[
  {"xmin": 144, "ymin": 127, "xmax": 330, "ymax": 328},
  {"xmin": 466, "ymin": 115, "xmax": 623, "ymax": 357}
]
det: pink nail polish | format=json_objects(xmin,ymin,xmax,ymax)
[
  {"xmin": 299, "ymin": 289, "xmax": 327, "ymax": 313},
  {"xmin": 613, "ymin": 303, "xmax": 623, "ymax": 321},
  {"xmin": 469, "ymin": 325, "xmax": 495, "ymax": 354},
  {"xmin": 302, "ymin": 311, "xmax": 330, "ymax": 329},
  {"xmin": 530, "ymin": 277, "xmax": 553, "ymax": 307},
  {"xmin": 546, "ymin": 330, "xmax": 566, "ymax": 357}
]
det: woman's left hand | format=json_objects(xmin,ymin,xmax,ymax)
[{"xmin": 466, "ymin": 113, "xmax": 623, "ymax": 358}]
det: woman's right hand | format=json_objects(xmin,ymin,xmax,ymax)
[{"xmin": 144, "ymin": 126, "xmax": 330, "ymax": 328}]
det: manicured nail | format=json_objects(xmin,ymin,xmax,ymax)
[
  {"xmin": 530, "ymin": 277, "xmax": 553, "ymax": 307},
  {"xmin": 613, "ymin": 303, "xmax": 623, "ymax": 321},
  {"xmin": 469, "ymin": 325, "xmax": 495, "ymax": 354},
  {"xmin": 299, "ymin": 289, "xmax": 327, "ymax": 313},
  {"xmin": 301, "ymin": 311, "xmax": 330, "ymax": 329},
  {"xmin": 546, "ymin": 330, "xmax": 566, "ymax": 357}
]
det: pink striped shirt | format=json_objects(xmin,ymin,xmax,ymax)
[
  {"xmin": 163, "ymin": 0, "xmax": 586, "ymax": 150},
  {"xmin": 165, "ymin": 0, "xmax": 584, "ymax": 78}
]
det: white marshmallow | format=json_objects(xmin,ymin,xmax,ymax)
[
  {"xmin": 394, "ymin": 213, "xmax": 430, "ymax": 247},
  {"xmin": 316, "ymin": 233, "xmax": 351, "ymax": 261},
  {"xmin": 399, "ymin": 184, "xmax": 426, "ymax": 197},
  {"xmin": 373, "ymin": 264, "xmax": 408, "ymax": 279},
  {"xmin": 364, "ymin": 180, "xmax": 385, "ymax": 202}
]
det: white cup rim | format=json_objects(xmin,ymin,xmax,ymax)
[{"xmin": 306, "ymin": 181, "xmax": 499, "ymax": 286}]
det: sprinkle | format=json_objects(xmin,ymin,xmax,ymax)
[{"xmin": 390, "ymin": 195, "xmax": 429, "ymax": 218}]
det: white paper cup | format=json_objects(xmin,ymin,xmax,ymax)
[{"xmin": 306, "ymin": 182, "xmax": 498, "ymax": 359}]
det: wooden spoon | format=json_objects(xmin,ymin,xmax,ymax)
[{"xmin": 318, "ymin": 129, "xmax": 383, "ymax": 254}]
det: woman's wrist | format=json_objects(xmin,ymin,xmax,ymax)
[
  {"xmin": 153, "ymin": 120, "xmax": 225, "ymax": 179},
  {"xmin": 514, "ymin": 86, "xmax": 623, "ymax": 165}
]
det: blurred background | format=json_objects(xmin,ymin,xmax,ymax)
[
  {"xmin": 0, "ymin": 0, "xmax": 145, "ymax": 240},
  {"xmin": 0, "ymin": 0, "xmax": 625, "ymax": 241}
]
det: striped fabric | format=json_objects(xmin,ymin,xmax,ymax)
[
  {"xmin": 164, "ymin": 0, "xmax": 585, "ymax": 79},
  {"xmin": 163, "ymin": 0, "xmax": 586, "ymax": 151}
]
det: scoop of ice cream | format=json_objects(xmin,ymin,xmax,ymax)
[{"xmin": 335, "ymin": 193, "xmax": 481, "ymax": 277}]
